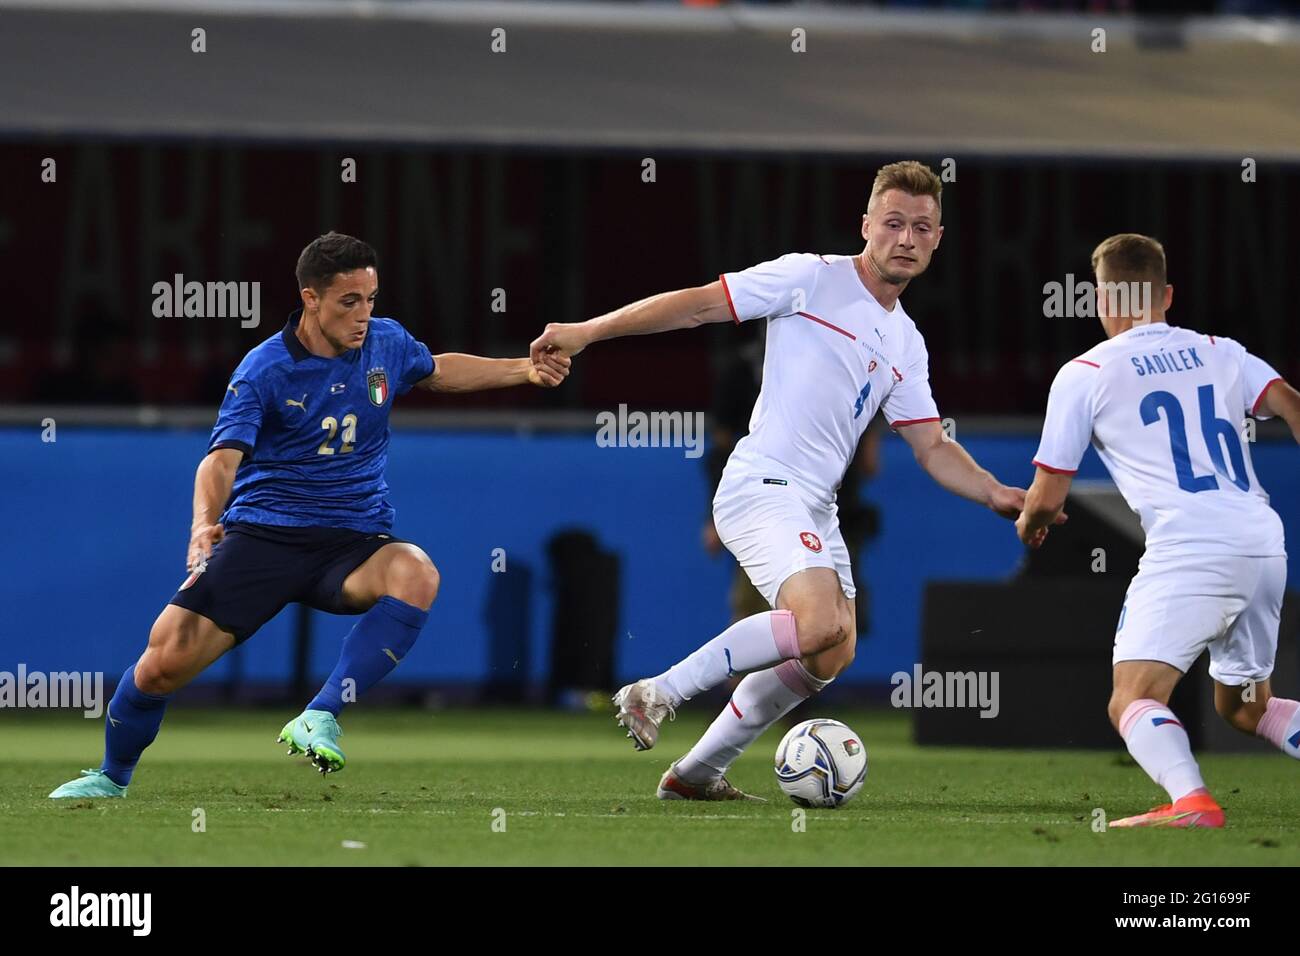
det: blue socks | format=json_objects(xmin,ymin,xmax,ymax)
[
  {"xmin": 101, "ymin": 665, "xmax": 170, "ymax": 787},
  {"xmin": 308, "ymin": 596, "xmax": 429, "ymax": 716},
  {"xmin": 97, "ymin": 597, "xmax": 428, "ymax": 786}
]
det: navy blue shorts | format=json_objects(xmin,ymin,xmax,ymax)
[{"xmin": 168, "ymin": 522, "xmax": 408, "ymax": 644}]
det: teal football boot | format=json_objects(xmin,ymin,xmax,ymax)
[
  {"xmin": 49, "ymin": 769, "xmax": 127, "ymax": 799},
  {"xmin": 277, "ymin": 709, "xmax": 346, "ymax": 774}
]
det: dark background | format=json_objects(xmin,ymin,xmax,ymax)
[{"xmin": 2, "ymin": 142, "xmax": 1296, "ymax": 413}]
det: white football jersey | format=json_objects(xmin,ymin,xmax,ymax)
[
  {"xmin": 1034, "ymin": 323, "xmax": 1286, "ymax": 557},
  {"xmin": 720, "ymin": 253, "xmax": 940, "ymax": 503}
]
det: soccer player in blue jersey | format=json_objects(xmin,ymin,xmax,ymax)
[{"xmin": 50, "ymin": 232, "xmax": 570, "ymax": 798}]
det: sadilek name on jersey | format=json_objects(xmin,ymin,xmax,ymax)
[
  {"xmin": 1033, "ymin": 323, "xmax": 1286, "ymax": 558},
  {"xmin": 208, "ymin": 310, "xmax": 435, "ymax": 533}
]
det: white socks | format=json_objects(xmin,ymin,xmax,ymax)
[
  {"xmin": 676, "ymin": 659, "xmax": 829, "ymax": 783},
  {"xmin": 1118, "ymin": 699, "xmax": 1206, "ymax": 802},
  {"xmin": 1256, "ymin": 697, "xmax": 1300, "ymax": 757},
  {"xmin": 655, "ymin": 610, "xmax": 800, "ymax": 706}
]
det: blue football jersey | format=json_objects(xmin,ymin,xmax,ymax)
[{"xmin": 208, "ymin": 309, "xmax": 435, "ymax": 532}]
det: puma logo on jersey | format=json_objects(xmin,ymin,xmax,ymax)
[
  {"xmin": 226, "ymin": 384, "xmax": 239, "ymax": 397},
  {"xmin": 285, "ymin": 394, "xmax": 308, "ymax": 412}
]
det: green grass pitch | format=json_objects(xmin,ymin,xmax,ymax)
[{"xmin": 2, "ymin": 707, "xmax": 1297, "ymax": 866}]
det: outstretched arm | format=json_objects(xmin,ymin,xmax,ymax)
[
  {"xmin": 530, "ymin": 283, "xmax": 733, "ymax": 361},
  {"xmin": 896, "ymin": 419, "xmax": 1051, "ymax": 522},
  {"xmin": 1017, "ymin": 467, "xmax": 1074, "ymax": 548},
  {"xmin": 1257, "ymin": 378, "xmax": 1300, "ymax": 445},
  {"xmin": 896, "ymin": 419, "xmax": 1011, "ymax": 515},
  {"xmin": 417, "ymin": 352, "xmax": 570, "ymax": 393}
]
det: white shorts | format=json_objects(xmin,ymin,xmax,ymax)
[
  {"xmin": 1114, "ymin": 552, "xmax": 1287, "ymax": 685},
  {"xmin": 712, "ymin": 465, "xmax": 856, "ymax": 609}
]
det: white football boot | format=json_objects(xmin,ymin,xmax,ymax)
[
  {"xmin": 657, "ymin": 760, "xmax": 765, "ymax": 802},
  {"xmin": 612, "ymin": 678, "xmax": 675, "ymax": 751}
]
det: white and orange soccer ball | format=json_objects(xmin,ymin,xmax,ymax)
[{"xmin": 774, "ymin": 719, "xmax": 868, "ymax": 808}]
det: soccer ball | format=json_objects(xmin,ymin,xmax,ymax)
[{"xmin": 773, "ymin": 719, "xmax": 868, "ymax": 808}]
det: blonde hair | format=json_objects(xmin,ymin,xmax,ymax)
[
  {"xmin": 1091, "ymin": 233, "xmax": 1167, "ymax": 286},
  {"xmin": 868, "ymin": 161, "xmax": 942, "ymax": 214}
]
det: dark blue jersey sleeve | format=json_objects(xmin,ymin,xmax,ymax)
[
  {"xmin": 397, "ymin": 327, "xmax": 435, "ymax": 395},
  {"xmin": 209, "ymin": 378, "xmax": 265, "ymax": 457}
]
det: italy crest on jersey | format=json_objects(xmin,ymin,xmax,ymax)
[{"xmin": 366, "ymin": 367, "xmax": 389, "ymax": 406}]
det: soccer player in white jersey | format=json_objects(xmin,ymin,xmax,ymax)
[
  {"xmin": 531, "ymin": 161, "xmax": 1045, "ymax": 799},
  {"xmin": 1018, "ymin": 233, "xmax": 1300, "ymax": 828}
]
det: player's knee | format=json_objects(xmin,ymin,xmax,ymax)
[
  {"xmin": 138, "ymin": 617, "xmax": 198, "ymax": 694},
  {"xmin": 1106, "ymin": 691, "xmax": 1132, "ymax": 733},
  {"xmin": 825, "ymin": 631, "xmax": 857, "ymax": 675},
  {"xmin": 387, "ymin": 550, "xmax": 440, "ymax": 610},
  {"xmin": 417, "ymin": 562, "xmax": 441, "ymax": 608},
  {"xmin": 137, "ymin": 654, "xmax": 188, "ymax": 696},
  {"xmin": 842, "ymin": 631, "xmax": 857, "ymax": 668},
  {"xmin": 794, "ymin": 605, "xmax": 853, "ymax": 656},
  {"xmin": 133, "ymin": 651, "xmax": 166, "ymax": 695}
]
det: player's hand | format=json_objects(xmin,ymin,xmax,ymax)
[
  {"xmin": 530, "ymin": 322, "xmax": 590, "ymax": 366},
  {"xmin": 990, "ymin": 483, "xmax": 1069, "ymax": 526},
  {"xmin": 528, "ymin": 351, "xmax": 571, "ymax": 387},
  {"xmin": 988, "ymin": 484, "xmax": 1028, "ymax": 521},
  {"xmin": 1015, "ymin": 513, "xmax": 1051, "ymax": 549},
  {"xmin": 187, "ymin": 523, "xmax": 224, "ymax": 571}
]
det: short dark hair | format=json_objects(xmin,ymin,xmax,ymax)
[{"xmin": 295, "ymin": 232, "xmax": 378, "ymax": 293}]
